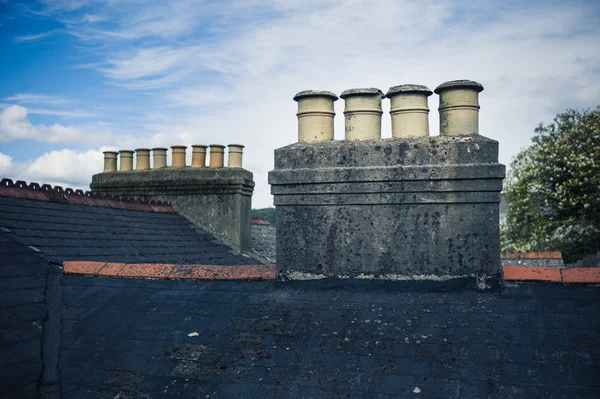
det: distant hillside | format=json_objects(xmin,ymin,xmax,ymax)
[{"xmin": 252, "ymin": 207, "xmax": 276, "ymax": 225}]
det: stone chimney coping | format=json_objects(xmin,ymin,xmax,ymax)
[
  {"xmin": 385, "ymin": 84, "xmax": 433, "ymax": 97},
  {"xmin": 293, "ymin": 90, "xmax": 338, "ymax": 101},
  {"xmin": 434, "ymin": 80, "xmax": 484, "ymax": 94},
  {"xmin": 340, "ymin": 88, "xmax": 384, "ymax": 99}
]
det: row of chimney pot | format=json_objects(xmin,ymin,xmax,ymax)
[
  {"xmin": 294, "ymin": 80, "xmax": 484, "ymax": 143},
  {"xmin": 102, "ymin": 144, "xmax": 244, "ymax": 172}
]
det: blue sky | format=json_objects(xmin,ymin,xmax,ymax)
[{"xmin": 1, "ymin": 0, "xmax": 599, "ymax": 208}]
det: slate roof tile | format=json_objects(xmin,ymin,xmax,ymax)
[{"xmin": 0, "ymin": 196, "xmax": 259, "ymax": 266}]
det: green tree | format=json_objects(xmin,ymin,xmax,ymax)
[{"xmin": 501, "ymin": 106, "xmax": 600, "ymax": 263}]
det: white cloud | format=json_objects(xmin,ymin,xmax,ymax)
[
  {"xmin": 10, "ymin": 0, "xmax": 600, "ymax": 208},
  {"xmin": 4, "ymin": 93, "xmax": 69, "ymax": 106},
  {"xmin": 0, "ymin": 105, "xmax": 111, "ymax": 143},
  {"xmin": 13, "ymin": 29, "xmax": 61, "ymax": 43},
  {"xmin": 0, "ymin": 153, "xmax": 12, "ymax": 175}
]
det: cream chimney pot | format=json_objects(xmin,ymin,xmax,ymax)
[
  {"xmin": 135, "ymin": 148, "xmax": 151, "ymax": 170},
  {"xmin": 385, "ymin": 84, "xmax": 433, "ymax": 138},
  {"xmin": 293, "ymin": 90, "xmax": 338, "ymax": 143},
  {"xmin": 340, "ymin": 88, "xmax": 384, "ymax": 140},
  {"xmin": 434, "ymin": 80, "xmax": 484, "ymax": 135},
  {"xmin": 152, "ymin": 148, "xmax": 168, "ymax": 168},
  {"xmin": 227, "ymin": 144, "xmax": 244, "ymax": 168},
  {"xmin": 118, "ymin": 150, "xmax": 134, "ymax": 171},
  {"xmin": 191, "ymin": 145, "xmax": 208, "ymax": 168},
  {"xmin": 171, "ymin": 145, "xmax": 187, "ymax": 167},
  {"xmin": 209, "ymin": 144, "xmax": 226, "ymax": 168},
  {"xmin": 102, "ymin": 151, "xmax": 118, "ymax": 172}
]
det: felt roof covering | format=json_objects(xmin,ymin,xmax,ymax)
[{"xmin": 1, "ymin": 178, "xmax": 600, "ymax": 397}]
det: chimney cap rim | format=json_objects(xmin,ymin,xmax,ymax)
[
  {"xmin": 170, "ymin": 145, "xmax": 188, "ymax": 149},
  {"xmin": 118, "ymin": 150, "xmax": 134, "ymax": 154},
  {"xmin": 209, "ymin": 144, "xmax": 226, "ymax": 148},
  {"xmin": 293, "ymin": 90, "xmax": 338, "ymax": 102},
  {"xmin": 385, "ymin": 84, "xmax": 432, "ymax": 97},
  {"xmin": 192, "ymin": 144, "xmax": 208, "ymax": 148},
  {"xmin": 228, "ymin": 144, "xmax": 245, "ymax": 148},
  {"xmin": 103, "ymin": 150, "xmax": 118, "ymax": 154},
  {"xmin": 151, "ymin": 147, "xmax": 169, "ymax": 151},
  {"xmin": 340, "ymin": 88, "xmax": 384, "ymax": 99},
  {"xmin": 434, "ymin": 80, "xmax": 483, "ymax": 94},
  {"xmin": 135, "ymin": 148, "xmax": 151, "ymax": 152}
]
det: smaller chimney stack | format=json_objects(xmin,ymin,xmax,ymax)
[
  {"xmin": 385, "ymin": 84, "xmax": 433, "ymax": 138},
  {"xmin": 171, "ymin": 145, "xmax": 187, "ymax": 167},
  {"xmin": 227, "ymin": 144, "xmax": 244, "ymax": 168},
  {"xmin": 340, "ymin": 88, "xmax": 384, "ymax": 140},
  {"xmin": 135, "ymin": 148, "xmax": 151, "ymax": 170},
  {"xmin": 209, "ymin": 144, "xmax": 225, "ymax": 168},
  {"xmin": 119, "ymin": 150, "xmax": 134, "ymax": 171},
  {"xmin": 102, "ymin": 151, "xmax": 118, "ymax": 172},
  {"xmin": 191, "ymin": 145, "xmax": 208, "ymax": 168},
  {"xmin": 293, "ymin": 90, "xmax": 338, "ymax": 143},
  {"xmin": 434, "ymin": 80, "xmax": 484, "ymax": 135}
]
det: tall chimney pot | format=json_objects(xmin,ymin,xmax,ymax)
[
  {"xmin": 385, "ymin": 84, "xmax": 433, "ymax": 138},
  {"xmin": 171, "ymin": 145, "xmax": 187, "ymax": 168},
  {"xmin": 434, "ymin": 80, "xmax": 484, "ymax": 135},
  {"xmin": 135, "ymin": 148, "xmax": 151, "ymax": 170},
  {"xmin": 209, "ymin": 144, "xmax": 226, "ymax": 168},
  {"xmin": 152, "ymin": 148, "xmax": 168, "ymax": 168},
  {"xmin": 118, "ymin": 150, "xmax": 134, "ymax": 171},
  {"xmin": 340, "ymin": 88, "xmax": 384, "ymax": 140},
  {"xmin": 102, "ymin": 151, "xmax": 118, "ymax": 172},
  {"xmin": 228, "ymin": 144, "xmax": 244, "ymax": 168},
  {"xmin": 293, "ymin": 90, "xmax": 338, "ymax": 143}
]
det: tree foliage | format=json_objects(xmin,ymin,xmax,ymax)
[{"xmin": 501, "ymin": 106, "xmax": 600, "ymax": 263}]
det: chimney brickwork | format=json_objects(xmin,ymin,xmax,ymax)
[
  {"xmin": 92, "ymin": 144, "xmax": 254, "ymax": 253},
  {"xmin": 269, "ymin": 81, "xmax": 505, "ymax": 289}
]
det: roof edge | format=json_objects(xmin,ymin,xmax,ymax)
[{"xmin": 0, "ymin": 178, "xmax": 175, "ymax": 213}]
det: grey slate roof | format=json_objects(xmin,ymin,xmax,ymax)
[{"xmin": 0, "ymin": 196, "xmax": 258, "ymax": 265}]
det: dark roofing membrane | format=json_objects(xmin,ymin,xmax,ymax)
[{"xmin": 1, "ymin": 183, "xmax": 599, "ymax": 397}]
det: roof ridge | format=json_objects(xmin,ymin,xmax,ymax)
[{"xmin": 0, "ymin": 178, "xmax": 175, "ymax": 213}]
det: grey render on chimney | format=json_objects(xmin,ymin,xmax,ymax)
[
  {"xmin": 269, "ymin": 135, "xmax": 505, "ymax": 288},
  {"xmin": 91, "ymin": 167, "xmax": 254, "ymax": 253}
]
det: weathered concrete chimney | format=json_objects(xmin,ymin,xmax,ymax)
[
  {"xmin": 91, "ymin": 143, "xmax": 254, "ymax": 252},
  {"xmin": 135, "ymin": 148, "xmax": 150, "ymax": 170},
  {"xmin": 294, "ymin": 90, "xmax": 338, "ymax": 143},
  {"xmin": 191, "ymin": 145, "xmax": 208, "ymax": 168},
  {"xmin": 269, "ymin": 81, "xmax": 505, "ymax": 289},
  {"xmin": 228, "ymin": 144, "xmax": 244, "ymax": 168},
  {"xmin": 385, "ymin": 84, "xmax": 432, "ymax": 138},
  {"xmin": 209, "ymin": 145, "xmax": 225, "ymax": 168},
  {"xmin": 340, "ymin": 88, "xmax": 384, "ymax": 140},
  {"xmin": 171, "ymin": 146, "xmax": 187, "ymax": 167},
  {"xmin": 103, "ymin": 151, "xmax": 118, "ymax": 172},
  {"xmin": 152, "ymin": 148, "xmax": 168, "ymax": 168},
  {"xmin": 119, "ymin": 150, "xmax": 134, "ymax": 171},
  {"xmin": 435, "ymin": 80, "xmax": 483, "ymax": 136}
]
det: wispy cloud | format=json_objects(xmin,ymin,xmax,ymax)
[
  {"xmin": 4, "ymin": 93, "xmax": 69, "ymax": 106},
  {"xmin": 7, "ymin": 0, "xmax": 600, "ymax": 207},
  {"xmin": 13, "ymin": 28, "xmax": 62, "ymax": 42}
]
